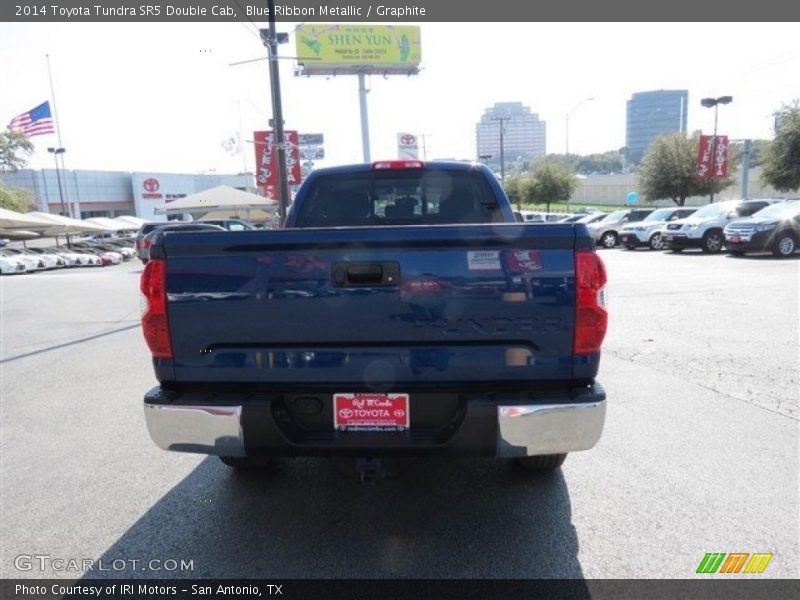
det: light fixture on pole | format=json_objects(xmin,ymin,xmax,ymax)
[
  {"xmin": 565, "ymin": 97, "xmax": 594, "ymax": 158},
  {"xmin": 700, "ymin": 96, "xmax": 733, "ymax": 203},
  {"xmin": 46, "ymin": 147, "xmax": 67, "ymax": 217}
]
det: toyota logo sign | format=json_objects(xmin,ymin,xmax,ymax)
[
  {"xmin": 400, "ymin": 134, "xmax": 416, "ymax": 145},
  {"xmin": 143, "ymin": 178, "xmax": 160, "ymax": 193}
]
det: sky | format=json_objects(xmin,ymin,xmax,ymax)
[{"xmin": 1, "ymin": 22, "xmax": 798, "ymax": 175}]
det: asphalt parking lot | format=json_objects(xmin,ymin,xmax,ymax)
[{"xmin": 1, "ymin": 250, "xmax": 798, "ymax": 579}]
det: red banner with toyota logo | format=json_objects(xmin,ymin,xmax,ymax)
[
  {"xmin": 697, "ymin": 135, "xmax": 729, "ymax": 179},
  {"xmin": 254, "ymin": 130, "xmax": 301, "ymax": 196}
]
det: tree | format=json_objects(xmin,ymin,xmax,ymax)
[
  {"xmin": 503, "ymin": 175, "xmax": 526, "ymax": 211},
  {"xmin": 761, "ymin": 103, "xmax": 800, "ymax": 192},
  {"xmin": 0, "ymin": 131, "xmax": 34, "ymax": 173},
  {"xmin": 638, "ymin": 133, "xmax": 733, "ymax": 206},
  {"xmin": 523, "ymin": 162, "xmax": 579, "ymax": 212},
  {"xmin": 0, "ymin": 182, "xmax": 34, "ymax": 212}
]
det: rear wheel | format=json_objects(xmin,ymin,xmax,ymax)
[
  {"xmin": 773, "ymin": 232, "xmax": 797, "ymax": 257},
  {"xmin": 649, "ymin": 232, "xmax": 665, "ymax": 250},
  {"xmin": 701, "ymin": 230, "xmax": 724, "ymax": 253},
  {"xmin": 219, "ymin": 456, "xmax": 273, "ymax": 470},
  {"xmin": 513, "ymin": 453, "xmax": 567, "ymax": 473},
  {"xmin": 600, "ymin": 232, "xmax": 618, "ymax": 248}
]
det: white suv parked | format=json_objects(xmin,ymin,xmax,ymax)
[
  {"xmin": 620, "ymin": 207, "xmax": 697, "ymax": 250},
  {"xmin": 587, "ymin": 209, "xmax": 654, "ymax": 248},
  {"xmin": 663, "ymin": 199, "xmax": 780, "ymax": 253}
]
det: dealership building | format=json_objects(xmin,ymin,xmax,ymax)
[{"xmin": 0, "ymin": 168, "xmax": 253, "ymax": 221}]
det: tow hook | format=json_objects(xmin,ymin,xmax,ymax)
[{"xmin": 356, "ymin": 457, "xmax": 384, "ymax": 485}]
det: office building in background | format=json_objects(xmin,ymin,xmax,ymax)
[
  {"xmin": 626, "ymin": 90, "xmax": 688, "ymax": 163},
  {"xmin": 476, "ymin": 102, "xmax": 546, "ymax": 164}
]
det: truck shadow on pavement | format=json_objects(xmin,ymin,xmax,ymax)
[{"xmin": 86, "ymin": 456, "xmax": 588, "ymax": 581}]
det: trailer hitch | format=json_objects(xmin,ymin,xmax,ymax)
[{"xmin": 356, "ymin": 457, "xmax": 384, "ymax": 485}]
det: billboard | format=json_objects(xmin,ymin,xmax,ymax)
[
  {"xmin": 697, "ymin": 135, "xmax": 729, "ymax": 179},
  {"xmin": 254, "ymin": 130, "xmax": 302, "ymax": 192},
  {"xmin": 397, "ymin": 133, "xmax": 419, "ymax": 159},
  {"xmin": 296, "ymin": 24, "xmax": 421, "ymax": 75}
]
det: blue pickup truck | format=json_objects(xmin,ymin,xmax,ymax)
[{"xmin": 141, "ymin": 160, "xmax": 608, "ymax": 477}]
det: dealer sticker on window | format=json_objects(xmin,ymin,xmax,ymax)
[
  {"xmin": 467, "ymin": 250, "xmax": 502, "ymax": 271},
  {"xmin": 334, "ymin": 393, "xmax": 409, "ymax": 432}
]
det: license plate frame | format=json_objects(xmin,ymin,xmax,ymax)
[{"xmin": 334, "ymin": 393, "xmax": 410, "ymax": 432}]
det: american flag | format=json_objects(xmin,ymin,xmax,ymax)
[{"xmin": 7, "ymin": 101, "xmax": 56, "ymax": 137}]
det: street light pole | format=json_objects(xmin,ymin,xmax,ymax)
[
  {"xmin": 701, "ymin": 95, "xmax": 733, "ymax": 203},
  {"xmin": 491, "ymin": 115, "xmax": 511, "ymax": 182},
  {"xmin": 565, "ymin": 96, "xmax": 594, "ymax": 159},
  {"xmin": 47, "ymin": 147, "xmax": 67, "ymax": 217}
]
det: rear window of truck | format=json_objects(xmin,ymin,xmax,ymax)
[{"xmin": 293, "ymin": 169, "xmax": 502, "ymax": 227}]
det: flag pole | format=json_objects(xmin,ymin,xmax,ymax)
[{"xmin": 45, "ymin": 53, "xmax": 73, "ymax": 217}]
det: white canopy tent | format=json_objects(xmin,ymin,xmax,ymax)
[
  {"xmin": 0, "ymin": 208, "xmax": 54, "ymax": 230},
  {"xmin": 157, "ymin": 186, "xmax": 277, "ymax": 218},
  {"xmin": 112, "ymin": 216, "xmax": 147, "ymax": 229},
  {"xmin": 26, "ymin": 212, "xmax": 114, "ymax": 237},
  {"xmin": 85, "ymin": 217, "xmax": 137, "ymax": 231}
]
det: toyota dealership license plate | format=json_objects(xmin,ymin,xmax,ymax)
[{"xmin": 334, "ymin": 393, "xmax": 409, "ymax": 432}]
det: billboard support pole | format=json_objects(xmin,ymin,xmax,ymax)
[
  {"xmin": 262, "ymin": 0, "xmax": 290, "ymax": 224},
  {"xmin": 358, "ymin": 73, "xmax": 371, "ymax": 162}
]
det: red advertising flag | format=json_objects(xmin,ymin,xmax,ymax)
[
  {"xmin": 254, "ymin": 130, "xmax": 302, "ymax": 192},
  {"xmin": 697, "ymin": 135, "xmax": 729, "ymax": 179},
  {"xmin": 253, "ymin": 130, "xmax": 276, "ymax": 189},
  {"xmin": 712, "ymin": 135, "xmax": 729, "ymax": 178},
  {"xmin": 697, "ymin": 135, "xmax": 713, "ymax": 179}
]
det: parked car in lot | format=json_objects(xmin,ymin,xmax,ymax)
[
  {"xmin": 620, "ymin": 207, "xmax": 697, "ymax": 250},
  {"xmin": 135, "ymin": 222, "xmax": 168, "ymax": 263},
  {"xmin": 663, "ymin": 199, "xmax": 779, "ymax": 253},
  {"xmin": 0, "ymin": 249, "xmax": 44, "ymax": 271},
  {"xmin": 138, "ymin": 223, "xmax": 225, "ymax": 264},
  {"xmin": 141, "ymin": 160, "xmax": 609, "ymax": 476},
  {"xmin": 587, "ymin": 209, "xmax": 655, "ymax": 248},
  {"xmin": 517, "ymin": 210, "xmax": 546, "ymax": 223},
  {"xmin": 559, "ymin": 214, "xmax": 587, "ymax": 223},
  {"xmin": 576, "ymin": 212, "xmax": 608, "ymax": 226},
  {"xmin": 198, "ymin": 219, "xmax": 256, "ymax": 231},
  {"xmin": 724, "ymin": 200, "xmax": 800, "ymax": 257},
  {"xmin": 0, "ymin": 255, "xmax": 27, "ymax": 275},
  {"xmin": 545, "ymin": 213, "xmax": 571, "ymax": 222},
  {"xmin": 23, "ymin": 248, "xmax": 66, "ymax": 269}
]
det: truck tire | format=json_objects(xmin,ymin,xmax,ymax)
[
  {"xmin": 772, "ymin": 232, "xmax": 796, "ymax": 257},
  {"xmin": 219, "ymin": 456, "xmax": 273, "ymax": 470},
  {"xmin": 701, "ymin": 230, "xmax": 724, "ymax": 253},
  {"xmin": 513, "ymin": 453, "xmax": 567, "ymax": 473}
]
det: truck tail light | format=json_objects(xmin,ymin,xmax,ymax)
[
  {"xmin": 140, "ymin": 259, "xmax": 173, "ymax": 358},
  {"xmin": 574, "ymin": 250, "xmax": 608, "ymax": 355},
  {"xmin": 372, "ymin": 160, "xmax": 425, "ymax": 170}
]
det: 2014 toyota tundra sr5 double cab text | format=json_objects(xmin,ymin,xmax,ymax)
[{"xmin": 141, "ymin": 161, "xmax": 608, "ymax": 477}]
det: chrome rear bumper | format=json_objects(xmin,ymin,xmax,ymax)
[{"xmin": 144, "ymin": 385, "xmax": 606, "ymax": 458}]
